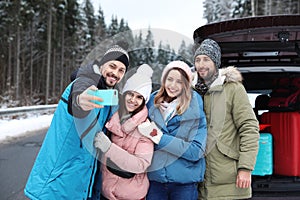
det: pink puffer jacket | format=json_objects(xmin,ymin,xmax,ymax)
[{"xmin": 101, "ymin": 105, "xmax": 154, "ymax": 200}]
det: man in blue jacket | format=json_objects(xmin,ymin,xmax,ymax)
[{"xmin": 24, "ymin": 44, "xmax": 129, "ymax": 200}]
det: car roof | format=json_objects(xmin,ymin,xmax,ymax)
[{"xmin": 193, "ymin": 15, "xmax": 300, "ymax": 92}]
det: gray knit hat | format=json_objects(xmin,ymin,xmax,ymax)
[
  {"xmin": 194, "ymin": 39, "xmax": 221, "ymax": 69},
  {"xmin": 99, "ymin": 45, "xmax": 129, "ymax": 69}
]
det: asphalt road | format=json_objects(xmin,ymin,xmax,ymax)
[
  {"xmin": 1, "ymin": 129, "xmax": 300, "ymax": 200},
  {"xmin": 0, "ymin": 129, "xmax": 46, "ymax": 200}
]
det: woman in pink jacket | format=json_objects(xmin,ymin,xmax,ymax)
[{"xmin": 94, "ymin": 64, "xmax": 154, "ymax": 200}]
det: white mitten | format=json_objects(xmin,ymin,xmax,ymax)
[
  {"xmin": 138, "ymin": 121, "xmax": 163, "ymax": 144},
  {"xmin": 94, "ymin": 131, "xmax": 111, "ymax": 153}
]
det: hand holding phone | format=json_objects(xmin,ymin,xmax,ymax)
[{"xmin": 87, "ymin": 89, "xmax": 118, "ymax": 106}]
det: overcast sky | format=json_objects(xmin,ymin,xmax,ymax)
[{"xmin": 89, "ymin": 0, "xmax": 207, "ymax": 49}]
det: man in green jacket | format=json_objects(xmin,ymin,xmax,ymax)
[{"xmin": 192, "ymin": 38, "xmax": 259, "ymax": 200}]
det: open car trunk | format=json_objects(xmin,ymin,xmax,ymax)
[{"xmin": 193, "ymin": 15, "xmax": 300, "ymax": 195}]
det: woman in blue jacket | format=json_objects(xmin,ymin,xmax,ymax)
[
  {"xmin": 24, "ymin": 45, "xmax": 129, "ymax": 200},
  {"xmin": 138, "ymin": 60, "xmax": 207, "ymax": 200}
]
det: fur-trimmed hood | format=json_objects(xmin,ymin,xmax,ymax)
[
  {"xmin": 221, "ymin": 66, "xmax": 243, "ymax": 83},
  {"xmin": 192, "ymin": 66, "xmax": 243, "ymax": 88}
]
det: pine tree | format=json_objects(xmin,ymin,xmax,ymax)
[
  {"xmin": 107, "ymin": 16, "xmax": 119, "ymax": 37},
  {"xmin": 129, "ymin": 31, "xmax": 145, "ymax": 68},
  {"xmin": 156, "ymin": 42, "xmax": 170, "ymax": 66},
  {"xmin": 203, "ymin": 0, "xmax": 235, "ymax": 23},
  {"xmin": 232, "ymin": 0, "xmax": 252, "ymax": 18},
  {"xmin": 0, "ymin": 1, "xmax": 15, "ymax": 103},
  {"xmin": 178, "ymin": 40, "xmax": 193, "ymax": 63},
  {"xmin": 83, "ymin": 0, "xmax": 96, "ymax": 46},
  {"xmin": 144, "ymin": 28, "xmax": 155, "ymax": 64},
  {"xmin": 94, "ymin": 5, "xmax": 107, "ymax": 43},
  {"xmin": 77, "ymin": 1, "xmax": 92, "ymax": 65},
  {"xmin": 203, "ymin": 0, "xmax": 300, "ymax": 22}
]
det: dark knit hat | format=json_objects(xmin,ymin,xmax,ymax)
[
  {"xmin": 99, "ymin": 45, "xmax": 129, "ymax": 69},
  {"xmin": 194, "ymin": 39, "xmax": 221, "ymax": 69}
]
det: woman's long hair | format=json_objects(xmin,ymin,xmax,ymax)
[{"xmin": 154, "ymin": 67, "xmax": 191, "ymax": 115}]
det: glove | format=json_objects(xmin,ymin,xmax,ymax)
[
  {"xmin": 138, "ymin": 121, "xmax": 163, "ymax": 144},
  {"xmin": 94, "ymin": 131, "xmax": 111, "ymax": 153}
]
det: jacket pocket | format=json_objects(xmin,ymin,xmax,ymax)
[
  {"xmin": 47, "ymin": 154, "xmax": 87, "ymax": 184},
  {"xmin": 209, "ymin": 143, "xmax": 238, "ymax": 184}
]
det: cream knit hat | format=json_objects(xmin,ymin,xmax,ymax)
[{"xmin": 161, "ymin": 60, "xmax": 193, "ymax": 84}]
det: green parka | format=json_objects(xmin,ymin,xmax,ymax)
[{"xmin": 193, "ymin": 66, "xmax": 259, "ymax": 200}]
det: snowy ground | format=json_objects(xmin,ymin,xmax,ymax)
[{"xmin": 0, "ymin": 113, "xmax": 53, "ymax": 142}]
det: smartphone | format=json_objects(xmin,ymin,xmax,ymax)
[{"xmin": 87, "ymin": 89, "xmax": 118, "ymax": 106}]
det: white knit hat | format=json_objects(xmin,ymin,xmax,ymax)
[{"xmin": 122, "ymin": 64, "xmax": 153, "ymax": 103}]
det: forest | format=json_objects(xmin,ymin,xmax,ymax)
[{"xmin": 0, "ymin": 0, "xmax": 299, "ymax": 107}]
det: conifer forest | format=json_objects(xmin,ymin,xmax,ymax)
[{"xmin": 0, "ymin": 0, "xmax": 299, "ymax": 106}]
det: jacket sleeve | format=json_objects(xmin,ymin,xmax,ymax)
[
  {"xmin": 231, "ymin": 83, "xmax": 259, "ymax": 170},
  {"xmin": 156, "ymin": 93, "xmax": 207, "ymax": 162},
  {"xmin": 105, "ymin": 136, "xmax": 154, "ymax": 174},
  {"xmin": 69, "ymin": 63, "xmax": 101, "ymax": 118}
]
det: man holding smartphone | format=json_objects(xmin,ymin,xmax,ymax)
[
  {"xmin": 71, "ymin": 45, "xmax": 129, "ymax": 116},
  {"xmin": 24, "ymin": 44, "xmax": 129, "ymax": 200}
]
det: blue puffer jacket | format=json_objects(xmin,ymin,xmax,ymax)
[
  {"xmin": 147, "ymin": 90, "xmax": 207, "ymax": 184},
  {"xmin": 24, "ymin": 81, "xmax": 110, "ymax": 200}
]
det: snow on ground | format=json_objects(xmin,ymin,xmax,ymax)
[{"xmin": 0, "ymin": 114, "xmax": 53, "ymax": 142}]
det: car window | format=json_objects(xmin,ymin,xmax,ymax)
[{"xmin": 248, "ymin": 93, "xmax": 259, "ymax": 108}]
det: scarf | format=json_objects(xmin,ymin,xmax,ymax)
[
  {"xmin": 160, "ymin": 99, "xmax": 178, "ymax": 124},
  {"xmin": 195, "ymin": 72, "xmax": 219, "ymax": 97}
]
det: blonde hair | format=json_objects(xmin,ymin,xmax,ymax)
[{"xmin": 154, "ymin": 68, "xmax": 192, "ymax": 115}]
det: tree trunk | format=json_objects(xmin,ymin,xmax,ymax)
[
  {"xmin": 7, "ymin": 30, "xmax": 12, "ymax": 91},
  {"xmin": 52, "ymin": 9, "xmax": 57, "ymax": 98},
  {"xmin": 21, "ymin": 29, "xmax": 26, "ymax": 103},
  {"xmin": 45, "ymin": 0, "xmax": 52, "ymax": 105},
  {"xmin": 52, "ymin": 49, "xmax": 56, "ymax": 98},
  {"xmin": 30, "ymin": 22, "xmax": 33, "ymax": 98},
  {"xmin": 60, "ymin": 13, "xmax": 65, "ymax": 94},
  {"xmin": 16, "ymin": 24, "xmax": 21, "ymax": 101},
  {"xmin": 251, "ymin": 0, "xmax": 256, "ymax": 16}
]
